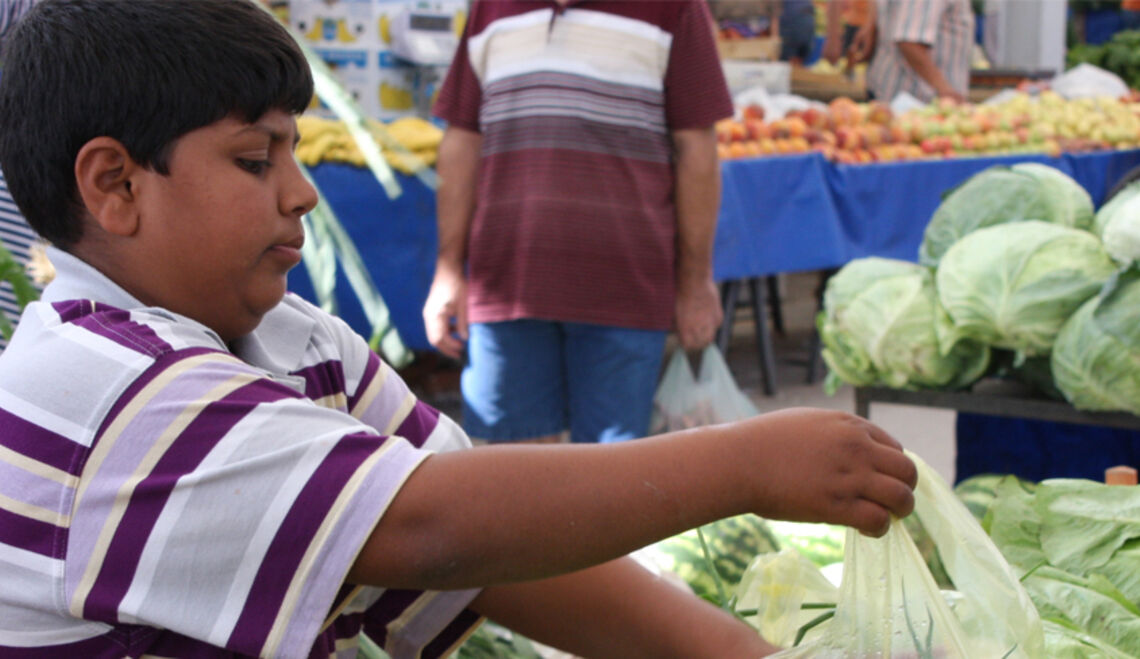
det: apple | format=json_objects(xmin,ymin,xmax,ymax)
[
  {"xmin": 801, "ymin": 107, "xmax": 829, "ymax": 130},
  {"xmin": 866, "ymin": 101, "xmax": 893, "ymax": 125},
  {"xmin": 742, "ymin": 104, "xmax": 765, "ymax": 122},
  {"xmin": 745, "ymin": 119, "xmax": 771, "ymax": 141}
]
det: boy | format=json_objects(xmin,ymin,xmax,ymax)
[{"xmin": 0, "ymin": 1, "xmax": 917, "ymax": 657}]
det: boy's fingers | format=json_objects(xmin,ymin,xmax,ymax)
[
  {"xmin": 872, "ymin": 444, "xmax": 918, "ymax": 490},
  {"xmin": 861, "ymin": 419, "xmax": 903, "ymax": 451},
  {"xmin": 860, "ymin": 472, "xmax": 916, "ymax": 520},
  {"xmin": 845, "ymin": 499, "xmax": 892, "ymax": 538}
]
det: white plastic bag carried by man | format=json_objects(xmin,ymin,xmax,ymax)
[{"xmin": 650, "ymin": 345, "xmax": 759, "ymax": 433}]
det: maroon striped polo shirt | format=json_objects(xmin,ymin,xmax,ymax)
[{"xmin": 434, "ymin": 0, "xmax": 732, "ymax": 330}]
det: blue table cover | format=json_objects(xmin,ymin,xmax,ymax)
[
  {"xmin": 713, "ymin": 148, "xmax": 1140, "ymax": 280},
  {"xmin": 292, "ymin": 149, "xmax": 1140, "ymax": 352}
]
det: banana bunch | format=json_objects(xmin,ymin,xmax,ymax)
[{"xmin": 296, "ymin": 115, "xmax": 443, "ymax": 174}]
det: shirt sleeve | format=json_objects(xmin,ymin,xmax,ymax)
[
  {"xmin": 884, "ymin": 0, "xmax": 945, "ymax": 46},
  {"xmin": 432, "ymin": 3, "xmax": 484, "ymax": 131},
  {"xmin": 664, "ymin": 0, "xmax": 734, "ymax": 130},
  {"xmin": 63, "ymin": 348, "xmax": 473, "ymax": 659}
]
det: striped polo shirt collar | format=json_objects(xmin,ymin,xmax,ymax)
[{"xmin": 38, "ymin": 247, "xmax": 315, "ymax": 375}]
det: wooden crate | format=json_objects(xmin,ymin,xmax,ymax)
[{"xmin": 716, "ymin": 36, "xmax": 781, "ymax": 61}]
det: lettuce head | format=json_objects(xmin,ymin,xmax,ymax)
[
  {"xmin": 1051, "ymin": 266, "xmax": 1140, "ymax": 415},
  {"xmin": 936, "ymin": 221, "xmax": 1117, "ymax": 358},
  {"xmin": 817, "ymin": 257, "xmax": 989, "ymax": 394},
  {"xmin": 920, "ymin": 164, "xmax": 1095, "ymax": 266},
  {"xmin": 1092, "ymin": 180, "xmax": 1140, "ymax": 266}
]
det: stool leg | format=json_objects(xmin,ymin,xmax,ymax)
[
  {"xmin": 747, "ymin": 277, "xmax": 778, "ymax": 396},
  {"xmin": 717, "ymin": 279, "xmax": 742, "ymax": 355},
  {"xmin": 766, "ymin": 275, "xmax": 785, "ymax": 335}
]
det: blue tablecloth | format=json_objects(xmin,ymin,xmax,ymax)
[
  {"xmin": 714, "ymin": 148, "xmax": 1140, "ymax": 280},
  {"xmin": 288, "ymin": 165, "xmax": 438, "ymax": 351},
  {"xmin": 293, "ymin": 149, "xmax": 1140, "ymax": 352}
]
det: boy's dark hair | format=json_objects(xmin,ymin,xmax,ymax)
[{"xmin": 0, "ymin": 0, "xmax": 314, "ymax": 250}]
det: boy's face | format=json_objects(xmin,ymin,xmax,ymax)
[{"xmin": 130, "ymin": 110, "xmax": 318, "ymax": 342}]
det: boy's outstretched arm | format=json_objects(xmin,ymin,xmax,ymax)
[
  {"xmin": 469, "ymin": 557, "xmax": 781, "ymax": 658},
  {"xmin": 348, "ymin": 408, "xmax": 916, "ymax": 591}
]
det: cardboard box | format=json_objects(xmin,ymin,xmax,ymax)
[
  {"xmin": 716, "ymin": 36, "xmax": 780, "ymax": 61},
  {"xmin": 721, "ymin": 60, "xmax": 790, "ymax": 95}
]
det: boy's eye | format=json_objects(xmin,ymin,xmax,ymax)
[{"xmin": 237, "ymin": 158, "xmax": 271, "ymax": 174}]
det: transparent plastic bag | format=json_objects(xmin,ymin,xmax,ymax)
[
  {"xmin": 649, "ymin": 345, "xmax": 759, "ymax": 434},
  {"xmin": 743, "ymin": 451, "xmax": 1045, "ymax": 658}
]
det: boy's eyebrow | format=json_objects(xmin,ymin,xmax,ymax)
[{"xmin": 236, "ymin": 122, "xmax": 302, "ymax": 147}]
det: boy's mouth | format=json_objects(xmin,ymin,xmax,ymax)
[{"xmin": 268, "ymin": 234, "xmax": 305, "ymax": 265}]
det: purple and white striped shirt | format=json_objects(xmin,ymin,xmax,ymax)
[
  {"xmin": 0, "ymin": 249, "xmax": 481, "ymax": 658},
  {"xmin": 866, "ymin": 0, "xmax": 975, "ymax": 104}
]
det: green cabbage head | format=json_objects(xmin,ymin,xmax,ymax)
[
  {"xmin": 919, "ymin": 163, "xmax": 1095, "ymax": 266},
  {"xmin": 1092, "ymin": 180, "xmax": 1140, "ymax": 266},
  {"xmin": 1051, "ymin": 267, "xmax": 1140, "ymax": 415},
  {"xmin": 817, "ymin": 257, "xmax": 990, "ymax": 394},
  {"xmin": 936, "ymin": 220, "xmax": 1118, "ymax": 358}
]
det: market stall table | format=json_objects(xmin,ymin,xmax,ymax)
[
  {"xmin": 714, "ymin": 147, "xmax": 1140, "ymax": 393},
  {"xmin": 289, "ymin": 148, "xmax": 1140, "ymax": 362}
]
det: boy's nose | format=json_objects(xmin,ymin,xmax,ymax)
[{"xmin": 284, "ymin": 160, "xmax": 320, "ymax": 217}]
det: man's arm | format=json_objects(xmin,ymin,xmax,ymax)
[
  {"xmin": 897, "ymin": 41, "xmax": 966, "ymax": 102},
  {"xmin": 847, "ymin": 0, "xmax": 877, "ymax": 63},
  {"xmin": 422, "ymin": 126, "xmax": 481, "ymax": 358},
  {"xmin": 822, "ymin": 0, "xmax": 846, "ymax": 64},
  {"xmin": 672, "ymin": 126, "xmax": 723, "ymax": 350},
  {"xmin": 470, "ymin": 557, "xmax": 780, "ymax": 657}
]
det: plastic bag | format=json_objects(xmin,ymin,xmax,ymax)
[
  {"xmin": 741, "ymin": 451, "xmax": 1045, "ymax": 658},
  {"xmin": 1049, "ymin": 63, "xmax": 1129, "ymax": 100},
  {"xmin": 649, "ymin": 345, "xmax": 759, "ymax": 434}
]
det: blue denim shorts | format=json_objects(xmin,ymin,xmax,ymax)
[{"xmin": 461, "ymin": 320, "xmax": 668, "ymax": 444}]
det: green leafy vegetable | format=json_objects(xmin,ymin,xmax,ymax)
[
  {"xmin": 919, "ymin": 165, "xmax": 1095, "ymax": 267},
  {"xmin": 935, "ymin": 220, "xmax": 1117, "ymax": 359},
  {"xmin": 1051, "ymin": 266, "xmax": 1140, "ymax": 415},
  {"xmin": 817, "ymin": 257, "xmax": 990, "ymax": 395},
  {"xmin": 982, "ymin": 477, "xmax": 1140, "ymax": 657},
  {"xmin": 1092, "ymin": 180, "xmax": 1140, "ymax": 265}
]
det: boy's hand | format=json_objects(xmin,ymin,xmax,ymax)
[{"xmin": 746, "ymin": 408, "xmax": 917, "ymax": 537}]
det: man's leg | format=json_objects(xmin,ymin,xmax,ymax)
[
  {"xmin": 461, "ymin": 320, "xmax": 567, "ymax": 443},
  {"xmin": 563, "ymin": 323, "xmax": 668, "ymax": 444}
]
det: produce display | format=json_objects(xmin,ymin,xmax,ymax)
[
  {"xmin": 815, "ymin": 257, "xmax": 990, "ymax": 395},
  {"xmin": 965, "ymin": 474, "xmax": 1140, "ymax": 657},
  {"xmin": 818, "ymin": 164, "xmax": 1140, "ymax": 418},
  {"xmin": 1067, "ymin": 29, "xmax": 1140, "ymax": 91},
  {"xmin": 295, "ymin": 114, "xmax": 443, "ymax": 173},
  {"xmin": 716, "ymin": 91, "xmax": 1140, "ymax": 163}
]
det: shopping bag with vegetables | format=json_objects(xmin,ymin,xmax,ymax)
[
  {"xmin": 649, "ymin": 345, "xmax": 758, "ymax": 433},
  {"xmin": 738, "ymin": 451, "xmax": 1045, "ymax": 658}
]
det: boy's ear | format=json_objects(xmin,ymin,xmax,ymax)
[{"xmin": 74, "ymin": 137, "xmax": 142, "ymax": 237}]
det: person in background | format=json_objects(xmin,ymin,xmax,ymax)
[
  {"xmin": 424, "ymin": 0, "xmax": 727, "ymax": 445},
  {"xmin": 0, "ymin": 0, "xmax": 38, "ymax": 353},
  {"xmin": 851, "ymin": 0, "xmax": 975, "ymax": 104},
  {"xmin": 779, "ymin": 0, "xmax": 817, "ymax": 65},
  {"xmin": 822, "ymin": 0, "xmax": 871, "ymax": 73},
  {"xmin": 0, "ymin": 1, "xmax": 919, "ymax": 656}
]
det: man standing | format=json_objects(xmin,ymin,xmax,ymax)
[
  {"xmin": 853, "ymin": 0, "xmax": 975, "ymax": 104},
  {"xmin": 424, "ymin": 0, "xmax": 731, "ymax": 444}
]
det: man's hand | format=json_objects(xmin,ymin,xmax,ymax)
[
  {"xmin": 422, "ymin": 262, "xmax": 468, "ymax": 359},
  {"xmin": 674, "ymin": 274, "xmax": 722, "ymax": 350},
  {"xmin": 847, "ymin": 22, "xmax": 876, "ymax": 63}
]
